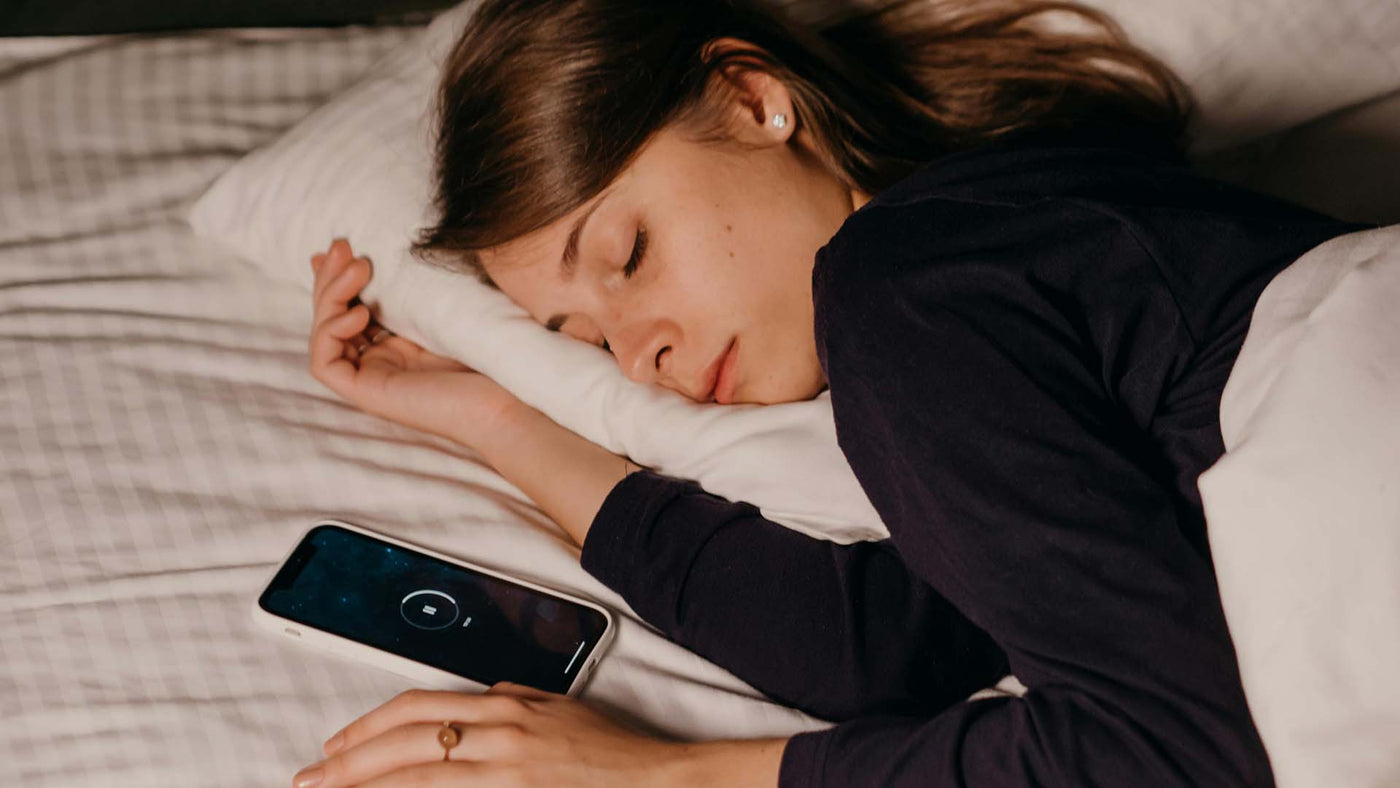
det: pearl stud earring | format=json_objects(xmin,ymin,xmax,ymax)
[{"xmin": 772, "ymin": 113, "xmax": 788, "ymax": 129}]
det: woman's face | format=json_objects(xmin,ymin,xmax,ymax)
[{"xmin": 481, "ymin": 109, "xmax": 860, "ymax": 405}]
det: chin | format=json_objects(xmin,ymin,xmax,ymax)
[{"xmin": 743, "ymin": 372, "xmax": 828, "ymax": 405}]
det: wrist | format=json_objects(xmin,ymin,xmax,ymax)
[
  {"xmin": 488, "ymin": 393, "xmax": 541, "ymax": 433},
  {"xmin": 656, "ymin": 737, "xmax": 789, "ymax": 788},
  {"xmin": 448, "ymin": 392, "xmax": 638, "ymax": 547},
  {"xmin": 450, "ymin": 388, "xmax": 537, "ymax": 449}
]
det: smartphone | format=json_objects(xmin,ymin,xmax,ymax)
[{"xmin": 251, "ymin": 520, "xmax": 615, "ymax": 696}]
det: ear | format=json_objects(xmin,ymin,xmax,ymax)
[{"xmin": 702, "ymin": 37, "xmax": 797, "ymax": 147}]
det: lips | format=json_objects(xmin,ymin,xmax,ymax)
[{"xmin": 700, "ymin": 338, "xmax": 738, "ymax": 404}]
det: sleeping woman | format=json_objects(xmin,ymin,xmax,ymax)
[{"xmin": 294, "ymin": 1, "xmax": 1369, "ymax": 786}]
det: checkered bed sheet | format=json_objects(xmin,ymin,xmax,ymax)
[{"xmin": 0, "ymin": 25, "xmax": 826, "ymax": 787}]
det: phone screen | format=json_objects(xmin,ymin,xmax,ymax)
[{"xmin": 259, "ymin": 524, "xmax": 609, "ymax": 694}]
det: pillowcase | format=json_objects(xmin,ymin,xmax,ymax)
[
  {"xmin": 1081, "ymin": 0, "xmax": 1400, "ymax": 153},
  {"xmin": 186, "ymin": 0, "xmax": 1400, "ymax": 544}
]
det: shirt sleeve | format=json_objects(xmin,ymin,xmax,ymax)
[
  {"xmin": 784, "ymin": 200, "xmax": 1275, "ymax": 786},
  {"xmin": 579, "ymin": 469, "xmax": 1009, "ymax": 724}
]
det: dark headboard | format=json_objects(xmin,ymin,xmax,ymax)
[{"xmin": 0, "ymin": 0, "xmax": 461, "ymax": 35}]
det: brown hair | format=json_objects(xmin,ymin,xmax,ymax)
[{"xmin": 410, "ymin": 0, "xmax": 1191, "ymax": 285}]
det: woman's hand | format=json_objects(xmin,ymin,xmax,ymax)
[
  {"xmin": 292, "ymin": 683, "xmax": 688, "ymax": 788},
  {"xmin": 308, "ymin": 238, "xmax": 645, "ymax": 548},
  {"xmin": 309, "ymin": 239, "xmax": 522, "ymax": 447}
]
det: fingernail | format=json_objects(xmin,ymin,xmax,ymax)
[
  {"xmin": 293, "ymin": 766, "xmax": 323, "ymax": 788},
  {"xmin": 323, "ymin": 730, "xmax": 345, "ymax": 755}
]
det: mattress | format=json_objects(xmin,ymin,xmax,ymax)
[{"xmin": 0, "ymin": 27, "xmax": 828, "ymax": 788}]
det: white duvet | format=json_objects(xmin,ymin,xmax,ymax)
[{"xmin": 1200, "ymin": 226, "xmax": 1400, "ymax": 788}]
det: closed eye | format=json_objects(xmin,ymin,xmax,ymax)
[
  {"xmin": 598, "ymin": 226, "xmax": 646, "ymax": 356},
  {"xmin": 624, "ymin": 225, "xmax": 647, "ymax": 279}
]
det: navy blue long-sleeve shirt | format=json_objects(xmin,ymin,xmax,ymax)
[{"xmin": 578, "ymin": 128, "xmax": 1368, "ymax": 787}]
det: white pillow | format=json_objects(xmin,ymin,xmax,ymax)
[
  {"xmin": 186, "ymin": 0, "xmax": 1400, "ymax": 545},
  {"xmin": 187, "ymin": 1, "xmax": 887, "ymax": 544},
  {"xmin": 1079, "ymin": 0, "xmax": 1400, "ymax": 153},
  {"xmin": 1198, "ymin": 225, "xmax": 1400, "ymax": 788}
]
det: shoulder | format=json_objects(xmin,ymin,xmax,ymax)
[
  {"xmin": 873, "ymin": 124, "xmax": 1187, "ymax": 208},
  {"xmin": 809, "ymin": 137, "xmax": 1185, "ymax": 379},
  {"xmin": 809, "ymin": 192, "xmax": 1088, "ymax": 385},
  {"xmin": 815, "ymin": 125, "xmax": 1185, "ymax": 293},
  {"xmin": 811, "ymin": 187, "xmax": 1136, "ymax": 351}
]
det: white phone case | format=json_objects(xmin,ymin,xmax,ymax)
[{"xmin": 249, "ymin": 519, "xmax": 615, "ymax": 697}]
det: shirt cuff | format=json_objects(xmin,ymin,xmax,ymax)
[
  {"xmin": 578, "ymin": 468, "xmax": 767, "ymax": 636},
  {"xmin": 579, "ymin": 469, "xmax": 697, "ymax": 599},
  {"xmin": 578, "ymin": 468, "xmax": 652, "ymax": 587},
  {"xmin": 780, "ymin": 727, "xmax": 833, "ymax": 788}
]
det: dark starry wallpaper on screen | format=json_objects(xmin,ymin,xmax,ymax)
[{"xmin": 260, "ymin": 526, "xmax": 608, "ymax": 693}]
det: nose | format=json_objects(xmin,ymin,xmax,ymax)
[{"xmin": 612, "ymin": 319, "xmax": 674, "ymax": 385}]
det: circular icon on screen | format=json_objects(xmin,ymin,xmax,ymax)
[{"xmin": 400, "ymin": 589, "xmax": 460, "ymax": 631}]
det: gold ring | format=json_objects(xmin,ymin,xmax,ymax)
[{"xmin": 438, "ymin": 721, "xmax": 461, "ymax": 761}]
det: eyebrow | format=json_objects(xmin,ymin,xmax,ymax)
[{"xmin": 546, "ymin": 191, "xmax": 610, "ymax": 333}]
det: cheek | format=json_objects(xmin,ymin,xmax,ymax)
[
  {"xmin": 654, "ymin": 211, "xmax": 810, "ymax": 336},
  {"xmin": 649, "ymin": 245, "xmax": 746, "ymax": 325},
  {"xmin": 643, "ymin": 152, "xmax": 819, "ymax": 341},
  {"xmin": 639, "ymin": 203, "xmax": 744, "ymax": 314},
  {"xmin": 723, "ymin": 217, "xmax": 814, "ymax": 316}
]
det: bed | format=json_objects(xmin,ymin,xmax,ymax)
[{"xmin": 2, "ymin": 4, "xmax": 1398, "ymax": 787}]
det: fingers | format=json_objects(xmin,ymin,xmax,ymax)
[
  {"xmin": 312, "ymin": 305, "xmax": 371, "ymax": 365},
  {"xmin": 311, "ymin": 240, "xmax": 369, "ymax": 344},
  {"xmin": 312, "ymin": 238, "xmax": 358, "ymax": 305},
  {"xmin": 313, "ymin": 255, "xmax": 371, "ymax": 329},
  {"xmin": 353, "ymin": 761, "xmax": 494, "ymax": 788},
  {"xmin": 302, "ymin": 722, "xmax": 530, "ymax": 788},
  {"xmin": 310, "ymin": 305, "xmax": 374, "ymax": 392},
  {"xmin": 308, "ymin": 238, "xmax": 377, "ymax": 395},
  {"xmin": 301, "ymin": 723, "xmax": 442, "ymax": 788},
  {"xmin": 324, "ymin": 689, "xmax": 540, "ymax": 759}
]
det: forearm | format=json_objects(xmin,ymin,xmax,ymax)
[
  {"xmin": 582, "ymin": 471, "xmax": 1008, "ymax": 722},
  {"xmin": 461, "ymin": 400, "xmax": 637, "ymax": 547},
  {"xmin": 451, "ymin": 409, "xmax": 808, "ymax": 786}
]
